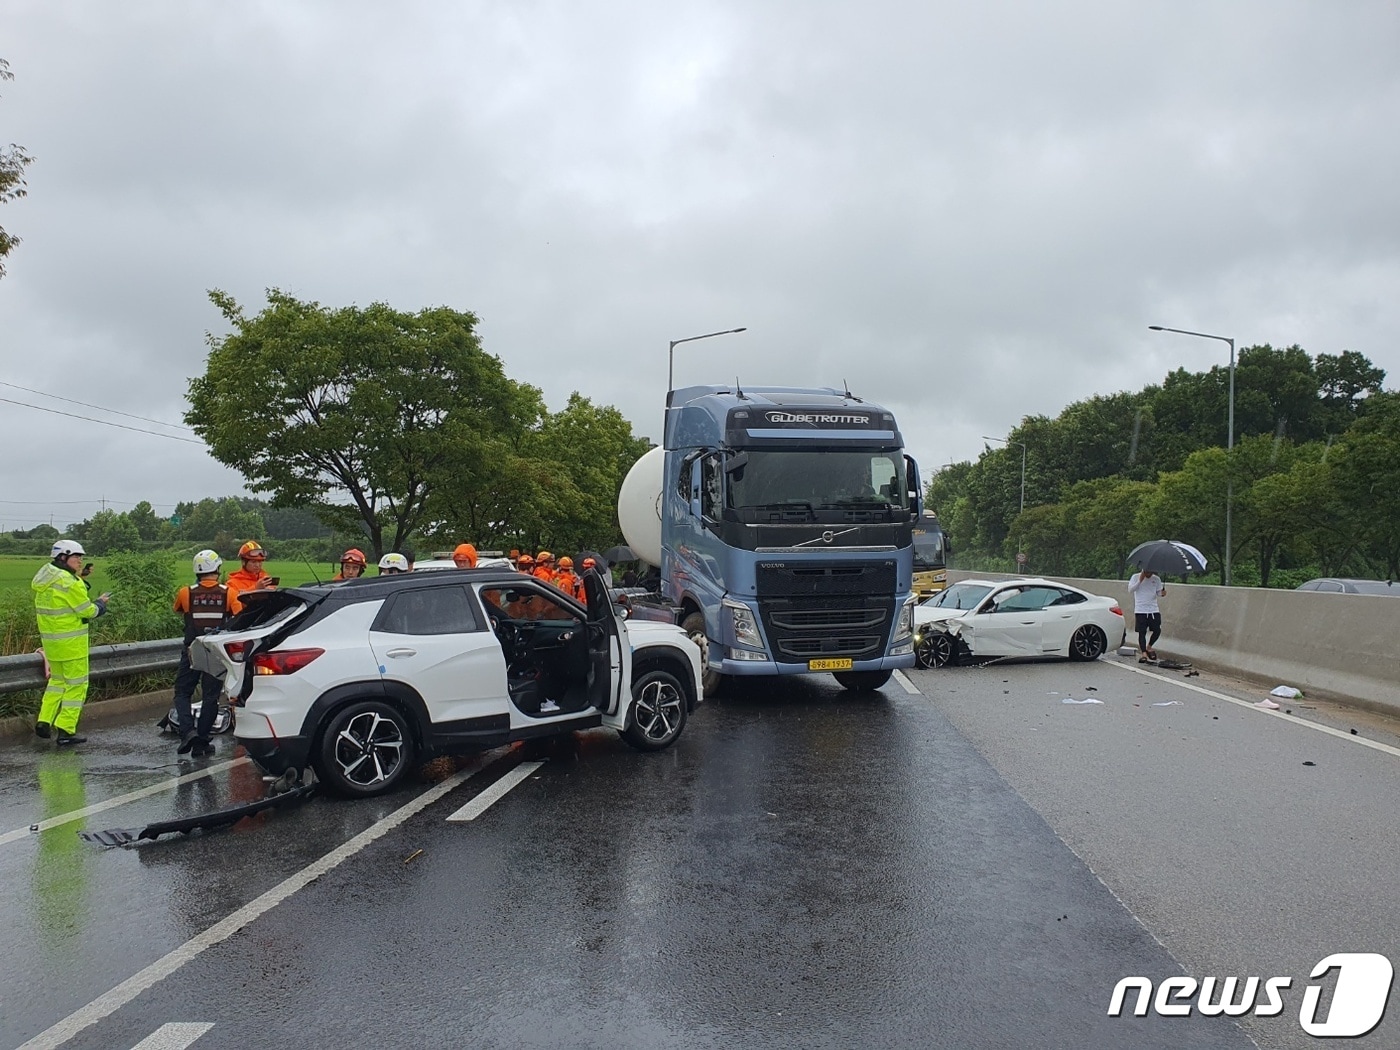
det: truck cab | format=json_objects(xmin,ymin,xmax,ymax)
[{"xmin": 657, "ymin": 385, "xmax": 920, "ymax": 692}]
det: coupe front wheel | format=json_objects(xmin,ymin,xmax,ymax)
[
  {"xmin": 915, "ymin": 631, "xmax": 958, "ymax": 668},
  {"xmin": 315, "ymin": 701, "xmax": 416, "ymax": 798},
  {"xmin": 1068, "ymin": 624, "xmax": 1107, "ymax": 662},
  {"xmin": 622, "ymin": 669, "xmax": 688, "ymax": 751}
]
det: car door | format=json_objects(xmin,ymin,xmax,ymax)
[
  {"xmin": 584, "ymin": 568, "xmax": 630, "ymax": 724},
  {"xmin": 368, "ymin": 584, "xmax": 508, "ymax": 727},
  {"xmin": 963, "ymin": 586, "xmax": 1049, "ymax": 656},
  {"xmin": 1040, "ymin": 588, "xmax": 1088, "ymax": 653}
]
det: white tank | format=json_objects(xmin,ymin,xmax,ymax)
[{"xmin": 617, "ymin": 445, "xmax": 664, "ymax": 567}]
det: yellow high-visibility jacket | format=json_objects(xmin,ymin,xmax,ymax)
[{"xmin": 32, "ymin": 562, "xmax": 105, "ymax": 661}]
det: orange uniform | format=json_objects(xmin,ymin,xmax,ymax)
[{"xmin": 225, "ymin": 566, "xmax": 272, "ymax": 615}]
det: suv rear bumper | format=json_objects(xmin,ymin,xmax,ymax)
[{"xmin": 237, "ymin": 733, "xmax": 311, "ymax": 776}]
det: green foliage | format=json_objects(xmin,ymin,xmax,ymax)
[
  {"xmin": 91, "ymin": 551, "xmax": 182, "ymax": 645},
  {"xmin": 936, "ymin": 344, "xmax": 1392, "ymax": 586},
  {"xmin": 187, "ymin": 290, "xmax": 535, "ymax": 558},
  {"xmin": 83, "ymin": 509, "xmax": 142, "ymax": 555}
]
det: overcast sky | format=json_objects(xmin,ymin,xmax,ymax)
[{"xmin": 2, "ymin": 1, "xmax": 1398, "ymax": 531}]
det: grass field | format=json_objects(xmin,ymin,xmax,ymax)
[{"xmin": 0, "ymin": 554, "xmax": 339, "ymax": 598}]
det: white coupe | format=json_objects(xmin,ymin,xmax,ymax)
[{"xmin": 913, "ymin": 578, "xmax": 1126, "ymax": 668}]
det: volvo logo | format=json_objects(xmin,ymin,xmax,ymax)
[{"xmin": 795, "ymin": 527, "xmax": 859, "ymax": 547}]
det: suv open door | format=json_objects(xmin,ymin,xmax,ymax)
[{"xmin": 583, "ymin": 567, "xmax": 630, "ymax": 722}]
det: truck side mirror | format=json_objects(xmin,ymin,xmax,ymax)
[{"xmin": 904, "ymin": 455, "xmax": 923, "ymax": 518}]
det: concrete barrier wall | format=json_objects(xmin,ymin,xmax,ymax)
[{"xmin": 946, "ymin": 570, "xmax": 1400, "ymax": 712}]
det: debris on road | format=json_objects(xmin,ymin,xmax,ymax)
[
  {"xmin": 1151, "ymin": 701, "xmax": 1183, "ymax": 707},
  {"xmin": 1270, "ymin": 685, "xmax": 1304, "ymax": 699},
  {"xmin": 1061, "ymin": 698, "xmax": 1104, "ymax": 705},
  {"xmin": 404, "ymin": 849, "xmax": 424, "ymax": 865},
  {"xmin": 1255, "ymin": 698, "xmax": 1282, "ymax": 710},
  {"xmin": 1303, "ymin": 761, "xmax": 1316, "ymax": 767},
  {"xmin": 78, "ymin": 783, "xmax": 317, "ymax": 846}
]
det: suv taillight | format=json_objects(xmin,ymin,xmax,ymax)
[
  {"xmin": 252, "ymin": 648, "xmax": 324, "ymax": 676},
  {"xmin": 224, "ymin": 640, "xmax": 249, "ymax": 662}
]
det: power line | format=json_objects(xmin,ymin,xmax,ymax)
[
  {"xmin": 0, "ymin": 379, "xmax": 197, "ymax": 432},
  {"xmin": 0, "ymin": 396, "xmax": 207, "ymax": 444}
]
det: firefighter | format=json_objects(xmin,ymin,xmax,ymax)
[
  {"xmin": 517, "ymin": 553, "xmax": 535, "ymax": 575},
  {"xmin": 332, "ymin": 548, "xmax": 367, "ymax": 581},
  {"xmin": 379, "ymin": 552, "xmax": 410, "ymax": 575},
  {"xmin": 453, "ymin": 543, "xmax": 478, "ymax": 569},
  {"xmin": 508, "ymin": 549, "xmax": 521, "ymax": 569},
  {"xmin": 533, "ymin": 551, "xmax": 556, "ymax": 584},
  {"xmin": 225, "ymin": 540, "xmax": 275, "ymax": 614},
  {"xmin": 171, "ymin": 549, "xmax": 231, "ymax": 756},
  {"xmin": 553, "ymin": 556, "xmax": 584, "ymax": 601},
  {"xmin": 32, "ymin": 540, "xmax": 110, "ymax": 745}
]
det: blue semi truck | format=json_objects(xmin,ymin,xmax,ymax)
[{"xmin": 618, "ymin": 384, "xmax": 922, "ymax": 693}]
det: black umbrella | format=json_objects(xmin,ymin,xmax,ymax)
[
  {"xmin": 1126, "ymin": 539, "xmax": 1208, "ymax": 576},
  {"xmin": 602, "ymin": 544, "xmax": 637, "ymax": 563}
]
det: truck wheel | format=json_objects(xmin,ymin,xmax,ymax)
[
  {"xmin": 621, "ymin": 669, "xmax": 689, "ymax": 751},
  {"xmin": 681, "ymin": 612, "xmax": 725, "ymax": 697},
  {"xmin": 314, "ymin": 701, "xmax": 415, "ymax": 798},
  {"xmin": 833, "ymin": 670, "xmax": 893, "ymax": 692}
]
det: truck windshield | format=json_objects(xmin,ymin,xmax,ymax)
[{"xmin": 727, "ymin": 450, "xmax": 907, "ymax": 512}]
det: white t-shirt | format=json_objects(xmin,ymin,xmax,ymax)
[{"xmin": 1128, "ymin": 572, "xmax": 1165, "ymax": 615}]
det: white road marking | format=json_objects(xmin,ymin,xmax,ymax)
[
  {"xmin": 0, "ymin": 758, "xmax": 251, "ymax": 848},
  {"xmin": 129, "ymin": 1022, "xmax": 213, "ymax": 1049},
  {"xmin": 446, "ymin": 760, "xmax": 543, "ymax": 821},
  {"xmin": 1105, "ymin": 661, "xmax": 1400, "ymax": 760},
  {"xmin": 892, "ymin": 669, "xmax": 921, "ymax": 695},
  {"xmin": 14, "ymin": 761, "xmax": 485, "ymax": 1050}
]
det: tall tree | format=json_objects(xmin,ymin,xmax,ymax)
[
  {"xmin": 0, "ymin": 58, "xmax": 35, "ymax": 278},
  {"xmin": 187, "ymin": 290, "xmax": 526, "ymax": 558}
]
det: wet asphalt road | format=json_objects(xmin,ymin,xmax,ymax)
[{"xmin": 1, "ymin": 657, "xmax": 1396, "ymax": 1049}]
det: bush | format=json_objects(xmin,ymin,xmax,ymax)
[{"xmin": 91, "ymin": 551, "xmax": 183, "ymax": 645}]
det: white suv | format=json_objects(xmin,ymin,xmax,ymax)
[{"xmin": 191, "ymin": 569, "xmax": 701, "ymax": 797}]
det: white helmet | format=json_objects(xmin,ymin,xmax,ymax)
[
  {"xmin": 379, "ymin": 552, "xmax": 410, "ymax": 574},
  {"xmin": 51, "ymin": 540, "xmax": 85, "ymax": 559},
  {"xmin": 193, "ymin": 549, "xmax": 223, "ymax": 575}
]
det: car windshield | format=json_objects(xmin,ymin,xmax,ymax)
[
  {"xmin": 726, "ymin": 450, "xmax": 907, "ymax": 511},
  {"xmin": 924, "ymin": 583, "xmax": 991, "ymax": 610}
]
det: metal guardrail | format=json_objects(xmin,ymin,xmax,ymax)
[{"xmin": 0, "ymin": 638, "xmax": 184, "ymax": 694}]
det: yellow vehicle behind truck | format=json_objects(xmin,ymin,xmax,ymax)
[{"xmin": 912, "ymin": 511, "xmax": 950, "ymax": 597}]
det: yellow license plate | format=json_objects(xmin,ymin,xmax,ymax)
[{"xmin": 808, "ymin": 658, "xmax": 854, "ymax": 671}]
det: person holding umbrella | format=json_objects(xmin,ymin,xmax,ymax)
[
  {"xmin": 1125, "ymin": 539, "xmax": 1205, "ymax": 663},
  {"xmin": 1128, "ymin": 567, "xmax": 1167, "ymax": 662}
]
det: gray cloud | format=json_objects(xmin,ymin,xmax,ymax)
[{"xmin": 2, "ymin": 0, "xmax": 1397, "ymax": 527}]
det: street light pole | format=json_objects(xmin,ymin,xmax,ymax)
[
  {"xmin": 667, "ymin": 327, "xmax": 747, "ymax": 405},
  {"xmin": 1149, "ymin": 325, "xmax": 1236, "ymax": 586},
  {"xmin": 982, "ymin": 435, "xmax": 1027, "ymax": 570}
]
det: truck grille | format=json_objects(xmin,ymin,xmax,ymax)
[{"xmin": 755, "ymin": 561, "xmax": 898, "ymax": 660}]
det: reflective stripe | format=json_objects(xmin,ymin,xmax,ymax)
[
  {"xmin": 73, "ymin": 604, "xmax": 98, "ymax": 619},
  {"xmin": 59, "ymin": 700, "xmax": 85, "ymax": 708},
  {"xmin": 61, "ymin": 675, "xmax": 90, "ymax": 685},
  {"xmin": 36, "ymin": 607, "xmax": 74, "ymax": 617},
  {"xmin": 40, "ymin": 628, "xmax": 88, "ymax": 641}
]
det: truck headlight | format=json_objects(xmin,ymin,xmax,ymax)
[
  {"xmin": 722, "ymin": 597, "xmax": 763, "ymax": 648},
  {"xmin": 893, "ymin": 596, "xmax": 916, "ymax": 643}
]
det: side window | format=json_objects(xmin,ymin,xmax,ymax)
[
  {"xmin": 994, "ymin": 587, "xmax": 1058, "ymax": 613},
  {"xmin": 700, "ymin": 453, "xmax": 722, "ymax": 521},
  {"xmin": 1048, "ymin": 589, "xmax": 1087, "ymax": 606},
  {"xmin": 676, "ymin": 456, "xmax": 694, "ymax": 501},
  {"xmin": 480, "ymin": 586, "xmax": 582, "ymax": 625},
  {"xmin": 375, "ymin": 586, "xmax": 480, "ymax": 635}
]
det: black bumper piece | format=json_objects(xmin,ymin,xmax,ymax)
[{"xmin": 237, "ymin": 733, "xmax": 312, "ymax": 776}]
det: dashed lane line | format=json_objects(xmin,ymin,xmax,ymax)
[
  {"xmin": 0, "ymin": 758, "xmax": 251, "ymax": 848},
  {"xmin": 14, "ymin": 759, "xmax": 488, "ymax": 1050},
  {"xmin": 129, "ymin": 1022, "xmax": 213, "ymax": 1049},
  {"xmin": 892, "ymin": 669, "xmax": 921, "ymax": 695},
  {"xmin": 446, "ymin": 760, "xmax": 543, "ymax": 821},
  {"xmin": 1105, "ymin": 660, "xmax": 1400, "ymax": 761}
]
